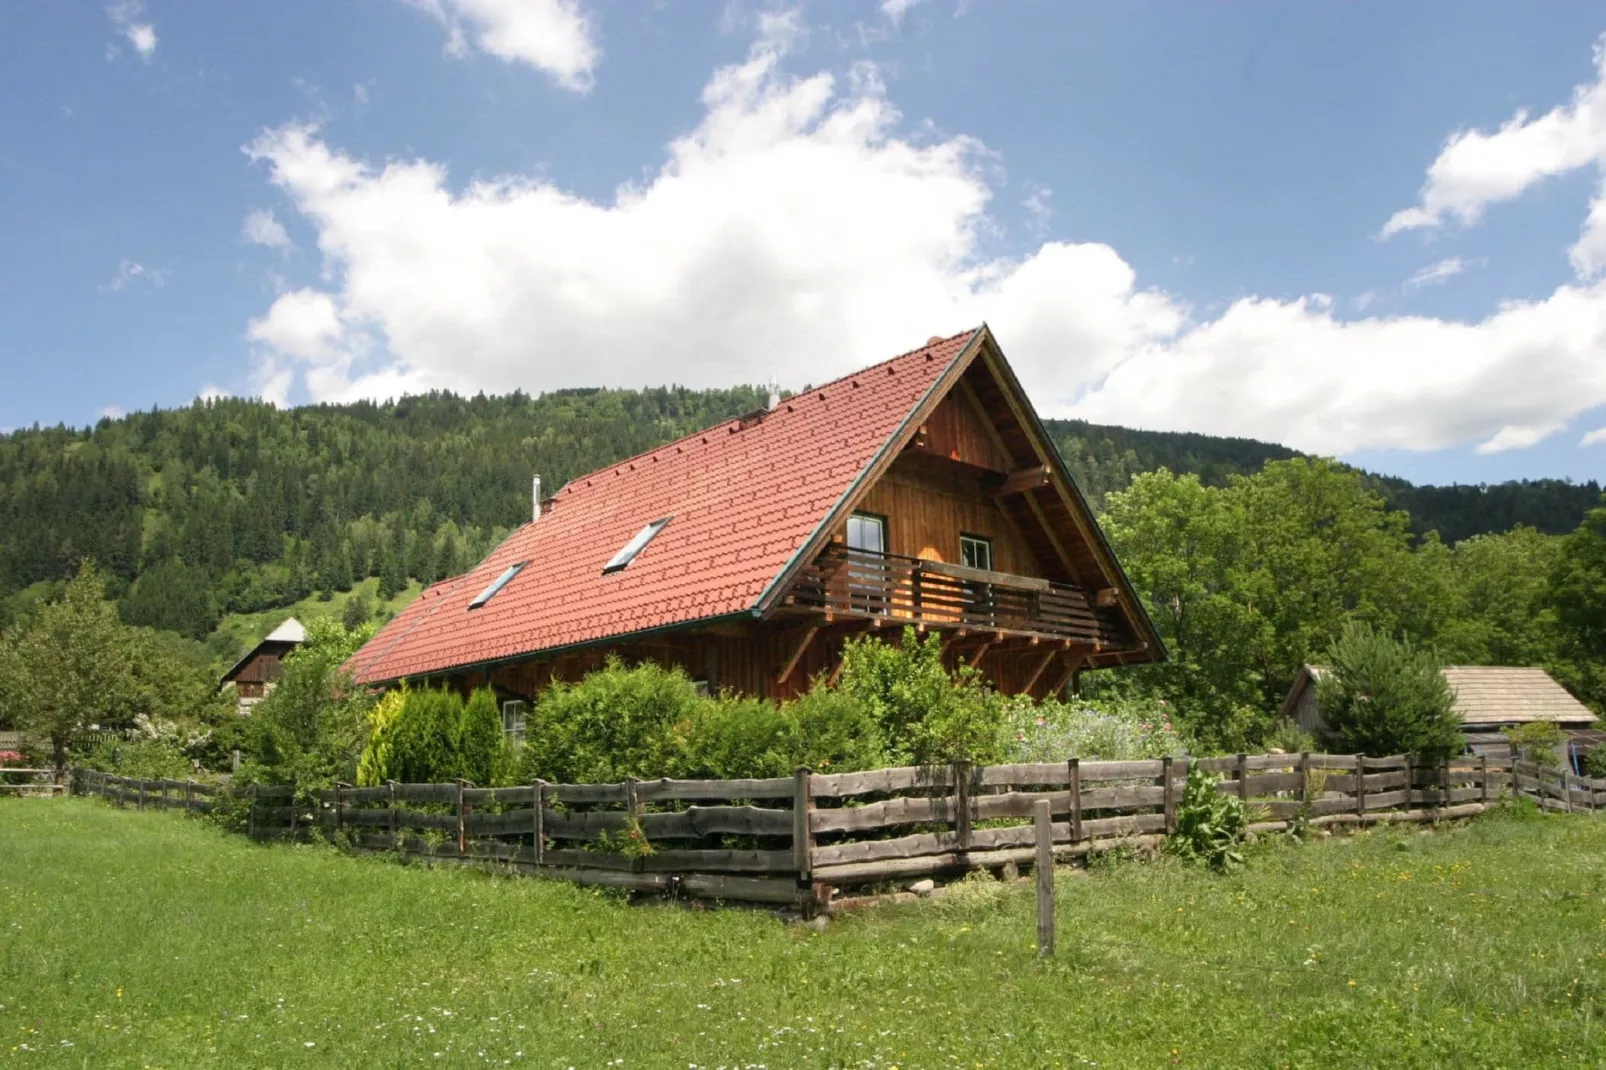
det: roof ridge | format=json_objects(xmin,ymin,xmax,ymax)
[{"xmin": 551, "ymin": 328, "xmax": 983, "ymax": 501}]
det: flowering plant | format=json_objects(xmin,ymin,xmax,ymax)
[{"xmin": 1002, "ymin": 694, "xmax": 1187, "ymax": 762}]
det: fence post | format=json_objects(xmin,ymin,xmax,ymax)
[
  {"xmin": 1034, "ymin": 798, "xmax": 1054, "ymax": 958},
  {"xmin": 793, "ymin": 767, "xmax": 813, "ymax": 884},
  {"xmin": 1441, "ymin": 758, "xmax": 1451, "ymax": 810},
  {"xmin": 1479, "ymin": 754, "xmax": 1489, "ymax": 805},
  {"xmin": 1236, "ymin": 753, "xmax": 1249, "ymax": 804},
  {"xmin": 184, "ymin": 779, "xmax": 193, "ymax": 812},
  {"xmin": 334, "ymin": 782, "xmax": 347, "ymax": 836},
  {"xmin": 1354, "ymin": 755, "xmax": 1367, "ymax": 818},
  {"xmin": 953, "ymin": 761, "xmax": 973, "ymax": 852},
  {"xmin": 1067, "ymin": 757, "xmax": 1083, "ymax": 843},
  {"xmin": 1162, "ymin": 756, "xmax": 1176, "ymax": 835},
  {"xmin": 1403, "ymin": 756, "xmax": 1413, "ymax": 808},
  {"xmin": 1563, "ymin": 770, "xmax": 1574, "ymax": 814},
  {"xmin": 248, "ymin": 784, "xmax": 257, "ymax": 839},
  {"xmin": 533, "ymin": 780, "xmax": 547, "ymax": 867},
  {"xmin": 387, "ymin": 780, "xmax": 399, "ymax": 849},
  {"xmin": 137, "ymin": 779, "xmax": 146, "ymax": 810},
  {"xmin": 1297, "ymin": 752, "xmax": 1309, "ymax": 803},
  {"xmin": 456, "ymin": 779, "xmax": 469, "ymax": 856}
]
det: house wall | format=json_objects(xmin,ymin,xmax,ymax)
[{"xmin": 921, "ymin": 392, "xmax": 1013, "ymax": 471}]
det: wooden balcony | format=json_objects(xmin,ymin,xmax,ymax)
[{"xmin": 784, "ymin": 545, "xmax": 1125, "ymax": 646}]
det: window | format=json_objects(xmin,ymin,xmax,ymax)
[
  {"xmin": 469, "ymin": 562, "xmax": 526, "ymax": 609},
  {"xmin": 604, "ymin": 517, "xmax": 671, "ymax": 573},
  {"xmin": 846, "ymin": 512, "xmax": 887, "ymax": 554},
  {"xmin": 501, "ymin": 700, "xmax": 528, "ymax": 743},
  {"xmin": 960, "ymin": 534, "xmax": 994, "ymax": 572}
]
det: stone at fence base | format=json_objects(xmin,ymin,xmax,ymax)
[
  {"xmin": 804, "ymin": 916, "xmax": 829, "ymax": 933},
  {"xmin": 999, "ymin": 861, "xmax": 1020, "ymax": 882},
  {"xmin": 908, "ymin": 879, "xmax": 936, "ymax": 896}
]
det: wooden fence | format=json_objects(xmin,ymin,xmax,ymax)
[
  {"xmin": 70, "ymin": 754, "xmax": 1606, "ymax": 913},
  {"xmin": 73, "ymin": 769, "xmax": 218, "ymax": 813},
  {"xmin": 0, "ymin": 768, "xmax": 65, "ymax": 795}
]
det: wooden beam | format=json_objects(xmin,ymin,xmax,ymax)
[
  {"xmin": 1094, "ymin": 587, "xmax": 1118, "ymax": 607},
  {"xmin": 999, "ymin": 464, "xmax": 1052, "ymax": 496},
  {"xmin": 967, "ymin": 640, "xmax": 994, "ymax": 668},
  {"xmin": 776, "ymin": 626, "xmax": 821, "ymax": 686},
  {"xmin": 1021, "ymin": 648, "xmax": 1058, "ymax": 696},
  {"xmin": 1048, "ymin": 652, "xmax": 1087, "ymax": 699},
  {"xmin": 1022, "ymin": 489, "xmax": 1084, "ymax": 586}
]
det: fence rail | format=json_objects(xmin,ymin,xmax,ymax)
[
  {"xmin": 69, "ymin": 754, "xmax": 1606, "ymax": 912},
  {"xmin": 0, "ymin": 768, "xmax": 65, "ymax": 795}
]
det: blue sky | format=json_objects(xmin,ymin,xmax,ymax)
[{"xmin": 2, "ymin": 1, "xmax": 1605, "ymax": 487}]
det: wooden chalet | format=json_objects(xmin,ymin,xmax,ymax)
[
  {"xmin": 220, "ymin": 617, "xmax": 306, "ymax": 712},
  {"xmin": 346, "ymin": 327, "xmax": 1163, "ymax": 721}
]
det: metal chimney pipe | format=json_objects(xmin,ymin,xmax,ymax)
[{"xmin": 532, "ymin": 475, "xmax": 542, "ymax": 523}]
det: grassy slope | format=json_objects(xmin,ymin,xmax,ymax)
[
  {"xmin": 3, "ymin": 800, "xmax": 1605, "ymax": 1068},
  {"xmin": 208, "ymin": 577, "xmax": 424, "ymax": 662}
]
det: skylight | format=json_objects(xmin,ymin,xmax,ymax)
[
  {"xmin": 469, "ymin": 562, "xmax": 526, "ymax": 609},
  {"xmin": 604, "ymin": 517, "xmax": 671, "ymax": 574}
]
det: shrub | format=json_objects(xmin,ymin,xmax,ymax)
[
  {"xmin": 672, "ymin": 696, "xmax": 795, "ymax": 780},
  {"xmin": 79, "ymin": 737, "xmax": 193, "ymax": 780},
  {"xmin": 355, "ymin": 690, "xmax": 406, "ymax": 787},
  {"xmin": 783, "ymin": 685, "xmax": 889, "ymax": 773},
  {"xmin": 1316, "ymin": 621, "xmax": 1463, "ymax": 761},
  {"xmin": 236, "ymin": 618, "xmax": 374, "ymax": 797},
  {"xmin": 1504, "ymin": 721, "xmax": 1566, "ymax": 770},
  {"xmin": 385, "ymin": 687, "xmax": 463, "ymax": 784},
  {"xmin": 516, "ymin": 658, "xmax": 702, "ymax": 783},
  {"xmin": 1583, "ymin": 745, "xmax": 1606, "ymax": 780},
  {"xmin": 1003, "ymin": 693, "xmax": 1186, "ymax": 762},
  {"xmin": 1168, "ymin": 766, "xmax": 1248, "ymax": 871},
  {"xmin": 457, "ymin": 688, "xmax": 512, "ymax": 786},
  {"xmin": 838, "ymin": 627, "xmax": 1006, "ymax": 764}
]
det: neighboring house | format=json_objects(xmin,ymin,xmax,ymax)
[
  {"xmin": 220, "ymin": 617, "xmax": 306, "ymax": 712},
  {"xmin": 1282, "ymin": 663, "xmax": 1602, "ymax": 765},
  {"xmin": 346, "ymin": 326, "xmax": 1163, "ymax": 729}
]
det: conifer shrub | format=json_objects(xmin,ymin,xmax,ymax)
[
  {"xmin": 355, "ymin": 689, "xmax": 405, "ymax": 787},
  {"xmin": 385, "ymin": 687, "xmax": 463, "ymax": 784},
  {"xmin": 457, "ymin": 687, "xmax": 511, "ymax": 786},
  {"xmin": 1316, "ymin": 621, "xmax": 1463, "ymax": 761},
  {"xmin": 515, "ymin": 658, "xmax": 701, "ymax": 784}
]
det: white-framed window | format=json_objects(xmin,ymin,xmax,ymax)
[
  {"xmin": 846, "ymin": 512, "xmax": 887, "ymax": 554},
  {"xmin": 501, "ymin": 700, "xmax": 528, "ymax": 743},
  {"xmin": 470, "ymin": 561, "xmax": 527, "ymax": 609},
  {"xmin": 960, "ymin": 533, "xmax": 994, "ymax": 572}
]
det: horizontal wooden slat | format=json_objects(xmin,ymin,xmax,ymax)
[
  {"xmin": 811, "ymin": 795, "xmax": 950, "ymax": 833},
  {"xmin": 1242, "ymin": 771, "xmax": 1301, "ymax": 795},
  {"xmin": 1079, "ymin": 785, "xmax": 1166, "ymax": 811},
  {"xmin": 811, "ymin": 830, "xmax": 960, "ymax": 868},
  {"xmin": 634, "ymin": 777, "xmax": 794, "ymax": 801},
  {"xmin": 1078, "ymin": 760, "xmax": 1164, "ymax": 782},
  {"xmin": 810, "ymin": 766, "xmax": 953, "ymax": 798},
  {"xmin": 977, "ymin": 763, "xmax": 1071, "ymax": 787},
  {"xmin": 1365, "ymin": 789, "xmax": 1409, "ymax": 810},
  {"xmin": 545, "ymin": 783, "xmax": 629, "ymax": 804},
  {"xmin": 639, "ymin": 849, "xmax": 797, "ymax": 874},
  {"xmin": 396, "ymin": 784, "xmax": 458, "ymax": 804},
  {"xmin": 640, "ymin": 805, "xmax": 794, "ymax": 839}
]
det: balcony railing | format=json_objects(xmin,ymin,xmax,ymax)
[{"xmin": 785, "ymin": 545, "xmax": 1123, "ymax": 646}]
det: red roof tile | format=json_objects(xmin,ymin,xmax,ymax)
[{"xmin": 347, "ymin": 329, "xmax": 980, "ymax": 685}]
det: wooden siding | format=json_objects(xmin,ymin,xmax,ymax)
[
  {"xmin": 849, "ymin": 461, "xmax": 1044, "ymax": 577},
  {"xmin": 918, "ymin": 393, "xmax": 1012, "ymax": 471},
  {"xmin": 230, "ymin": 649, "xmax": 287, "ymax": 686}
]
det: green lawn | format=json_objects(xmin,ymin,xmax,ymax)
[{"xmin": 3, "ymin": 799, "xmax": 1605, "ymax": 1068}]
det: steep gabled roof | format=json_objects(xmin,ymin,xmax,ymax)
[{"xmin": 348, "ymin": 330, "xmax": 982, "ymax": 684}]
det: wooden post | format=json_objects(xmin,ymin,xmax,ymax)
[
  {"xmin": 387, "ymin": 780, "xmax": 400, "ymax": 848},
  {"xmin": 248, "ymin": 784, "xmax": 257, "ymax": 838},
  {"xmin": 1355, "ymin": 755, "xmax": 1367, "ymax": 816},
  {"xmin": 1162, "ymin": 756, "xmax": 1176, "ymax": 834},
  {"xmin": 1563, "ymin": 770, "xmax": 1574, "ymax": 814},
  {"xmin": 1403, "ymin": 756, "xmax": 1413, "ymax": 808},
  {"xmin": 1441, "ymin": 757, "xmax": 1451, "ymax": 810},
  {"xmin": 1067, "ymin": 758, "xmax": 1083, "ymax": 843},
  {"xmin": 137, "ymin": 779, "xmax": 146, "ymax": 810},
  {"xmin": 334, "ymin": 782, "xmax": 347, "ymax": 835},
  {"xmin": 953, "ymin": 761, "xmax": 973, "ymax": 852},
  {"xmin": 184, "ymin": 779, "xmax": 193, "ymax": 812},
  {"xmin": 793, "ymin": 767, "xmax": 813, "ymax": 883},
  {"xmin": 1034, "ymin": 798, "xmax": 1054, "ymax": 958},
  {"xmin": 533, "ymin": 780, "xmax": 547, "ymax": 867},
  {"xmin": 456, "ymin": 779, "xmax": 469, "ymax": 856},
  {"xmin": 1236, "ymin": 754, "xmax": 1249, "ymax": 804},
  {"xmin": 1297, "ymin": 752, "xmax": 1310, "ymax": 803}
]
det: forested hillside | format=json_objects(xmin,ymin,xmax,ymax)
[{"xmin": 0, "ymin": 387, "xmax": 1599, "ymax": 661}]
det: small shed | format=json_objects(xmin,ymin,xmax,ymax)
[
  {"xmin": 1281, "ymin": 663, "xmax": 1601, "ymax": 766},
  {"xmin": 220, "ymin": 618, "xmax": 306, "ymax": 712}
]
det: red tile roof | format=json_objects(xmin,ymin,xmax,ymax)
[{"xmin": 347, "ymin": 329, "xmax": 980, "ymax": 685}]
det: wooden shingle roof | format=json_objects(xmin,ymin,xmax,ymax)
[{"xmin": 1442, "ymin": 666, "xmax": 1598, "ymax": 727}]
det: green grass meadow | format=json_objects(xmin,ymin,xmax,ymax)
[{"xmin": 3, "ymin": 798, "xmax": 1605, "ymax": 1068}]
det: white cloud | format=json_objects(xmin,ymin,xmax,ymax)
[
  {"xmin": 401, "ymin": 0, "xmax": 598, "ymax": 91},
  {"xmin": 881, "ymin": 0, "xmax": 929, "ymax": 24},
  {"xmin": 241, "ymin": 23, "xmax": 1606, "ymax": 457},
  {"xmin": 104, "ymin": 260, "xmax": 167, "ymax": 292},
  {"xmin": 1405, "ymin": 255, "xmax": 1485, "ymax": 289},
  {"xmin": 1021, "ymin": 182, "xmax": 1053, "ymax": 236},
  {"xmin": 107, "ymin": 1, "xmax": 157, "ymax": 61},
  {"xmin": 99, "ymin": 406, "xmax": 126, "ymax": 421},
  {"xmin": 1381, "ymin": 33, "xmax": 1606, "ymax": 279},
  {"xmin": 242, "ymin": 208, "xmax": 293, "ymax": 251},
  {"xmin": 1582, "ymin": 426, "xmax": 1606, "ymax": 447},
  {"xmin": 197, "ymin": 384, "xmax": 229, "ymax": 403}
]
